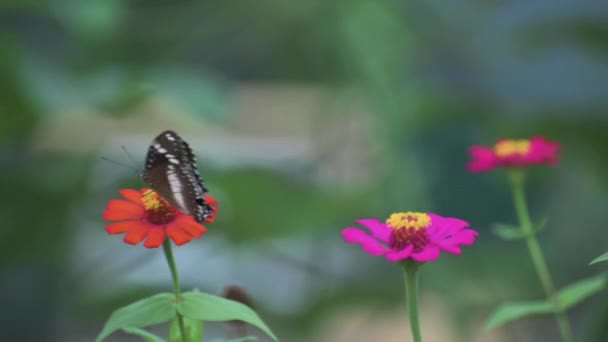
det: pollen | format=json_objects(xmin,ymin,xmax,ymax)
[
  {"xmin": 494, "ymin": 139, "xmax": 531, "ymax": 157},
  {"xmin": 140, "ymin": 190, "xmax": 176, "ymax": 225},
  {"xmin": 386, "ymin": 212, "xmax": 431, "ymax": 252},
  {"xmin": 386, "ymin": 212, "xmax": 431, "ymax": 231}
]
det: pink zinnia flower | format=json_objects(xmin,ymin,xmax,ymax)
[
  {"xmin": 468, "ymin": 136, "xmax": 559, "ymax": 173},
  {"xmin": 342, "ymin": 212, "xmax": 478, "ymax": 262}
]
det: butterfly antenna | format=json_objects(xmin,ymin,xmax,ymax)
[
  {"xmin": 120, "ymin": 145, "xmax": 140, "ymax": 170},
  {"xmin": 141, "ymin": 189, "xmax": 155, "ymax": 200},
  {"xmin": 100, "ymin": 157, "xmax": 138, "ymax": 171}
]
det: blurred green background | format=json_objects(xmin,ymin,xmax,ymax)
[{"xmin": 1, "ymin": 1, "xmax": 607, "ymax": 341}]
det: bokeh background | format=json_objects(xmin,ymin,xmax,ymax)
[{"xmin": 1, "ymin": 1, "xmax": 607, "ymax": 341}]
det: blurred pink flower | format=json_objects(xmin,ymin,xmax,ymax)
[
  {"xmin": 468, "ymin": 136, "xmax": 559, "ymax": 173},
  {"xmin": 342, "ymin": 212, "xmax": 478, "ymax": 263}
]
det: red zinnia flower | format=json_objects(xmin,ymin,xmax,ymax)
[
  {"xmin": 468, "ymin": 136, "xmax": 559, "ymax": 173},
  {"xmin": 103, "ymin": 188, "xmax": 218, "ymax": 248}
]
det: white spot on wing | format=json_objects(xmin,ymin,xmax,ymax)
[
  {"xmin": 169, "ymin": 158, "xmax": 180, "ymax": 164},
  {"xmin": 167, "ymin": 171, "xmax": 186, "ymax": 210},
  {"xmin": 156, "ymin": 147, "xmax": 167, "ymax": 153},
  {"xmin": 166, "ymin": 134, "xmax": 176, "ymax": 141},
  {"xmin": 173, "ymin": 192, "xmax": 186, "ymax": 211}
]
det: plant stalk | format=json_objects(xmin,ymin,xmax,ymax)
[
  {"xmin": 163, "ymin": 239, "xmax": 187, "ymax": 342},
  {"xmin": 402, "ymin": 261, "xmax": 423, "ymax": 342},
  {"xmin": 509, "ymin": 171, "xmax": 574, "ymax": 342}
]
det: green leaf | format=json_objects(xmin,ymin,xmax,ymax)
[
  {"xmin": 492, "ymin": 218, "xmax": 547, "ymax": 241},
  {"xmin": 534, "ymin": 217, "xmax": 548, "ymax": 232},
  {"xmin": 491, "ymin": 223, "xmax": 527, "ymax": 240},
  {"xmin": 590, "ymin": 251, "xmax": 608, "ymax": 265},
  {"xmin": 96, "ymin": 293, "xmax": 176, "ymax": 342},
  {"xmin": 485, "ymin": 275, "xmax": 607, "ymax": 330},
  {"xmin": 485, "ymin": 300, "xmax": 554, "ymax": 329},
  {"xmin": 122, "ymin": 327, "xmax": 165, "ymax": 342},
  {"xmin": 169, "ymin": 317, "xmax": 203, "ymax": 342},
  {"xmin": 556, "ymin": 274, "xmax": 607, "ymax": 309},
  {"xmin": 176, "ymin": 291, "xmax": 278, "ymax": 342},
  {"xmin": 213, "ymin": 337, "xmax": 258, "ymax": 342}
]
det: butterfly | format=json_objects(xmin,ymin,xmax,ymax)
[{"xmin": 140, "ymin": 130, "xmax": 214, "ymax": 223}]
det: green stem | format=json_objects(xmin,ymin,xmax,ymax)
[
  {"xmin": 509, "ymin": 171, "xmax": 574, "ymax": 342},
  {"xmin": 163, "ymin": 239, "xmax": 187, "ymax": 342},
  {"xmin": 402, "ymin": 261, "xmax": 423, "ymax": 342}
]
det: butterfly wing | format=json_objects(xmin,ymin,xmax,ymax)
[
  {"xmin": 142, "ymin": 130, "xmax": 214, "ymax": 223},
  {"xmin": 175, "ymin": 136, "xmax": 215, "ymax": 220}
]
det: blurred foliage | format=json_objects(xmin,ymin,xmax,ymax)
[{"xmin": 0, "ymin": 1, "xmax": 607, "ymax": 342}]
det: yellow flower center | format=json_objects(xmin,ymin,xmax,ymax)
[
  {"xmin": 386, "ymin": 212, "xmax": 431, "ymax": 252},
  {"xmin": 141, "ymin": 190, "xmax": 176, "ymax": 225},
  {"xmin": 386, "ymin": 212, "xmax": 431, "ymax": 231},
  {"xmin": 141, "ymin": 190, "xmax": 162, "ymax": 210},
  {"xmin": 494, "ymin": 139, "xmax": 531, "ymax": 157}
]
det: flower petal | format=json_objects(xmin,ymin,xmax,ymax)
[
  {"xmin": 342, "ymin": 227, "xmax": 388, "ymax": 256},
  {"xmin": 355, "ymin": 219, "xmax": 391, "ymax": 243},
  {"xmin": 428, "ymin": 213, "xmax": 478, "ymax": 254},
  {"xmin": 203, "ymin": 195, "xmax": 218, "ymax": 223},
  {"xmin": 411, "ymin": 245, "xmax": 441, "ymax": 262},
  {"xmin": 427, "ymin": 214, "xmax": 470, "ymax": 239},
  {"xmin": 468, "ymin": 146, "xmax": 498, "ymax": 173},
  {"xmin": 119, "ymin": 189, "xmax": 144, "ymax": 204},
  {"xmin": 205, "ymin": 195, "xmax": 218, "ymax": 207},
  {"xmin": 437, "ymin": 228, "xmax": 479, "ymax": 246},
  {"xmin": 105, "ymin": 220, "xmax": 147, "ymax": 235},
  {"xmin": 455, "ymin": 229, "xmax": 478, "ymax": 245},
  {"xmin": 103, "ymin": 199, "xmax": 144, "ymax": 221},
  {"xmin": 175, "ymin": 215, "xmax": 207, "ymax": 238},
  {"xmin": 437, "ymin": 244, "xmax": 462, "ymax": 255},
  {"xmin": 528, "ymin": 136, "xmax": 560, "ymax": 165},
  {"xmin": 166, "ymin": 224, "xmax": 193, "ymax": 246},
  {"xmin": 122, "ymin": 222, "xmax": 151, "ymax": 245},
  {"xmin": 385, "ymin": 245, "xmax": 414, "ymax": 262},
  {"xmin": 144, "ymin": 228, "xmax": 166, "ymax": 248}
]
